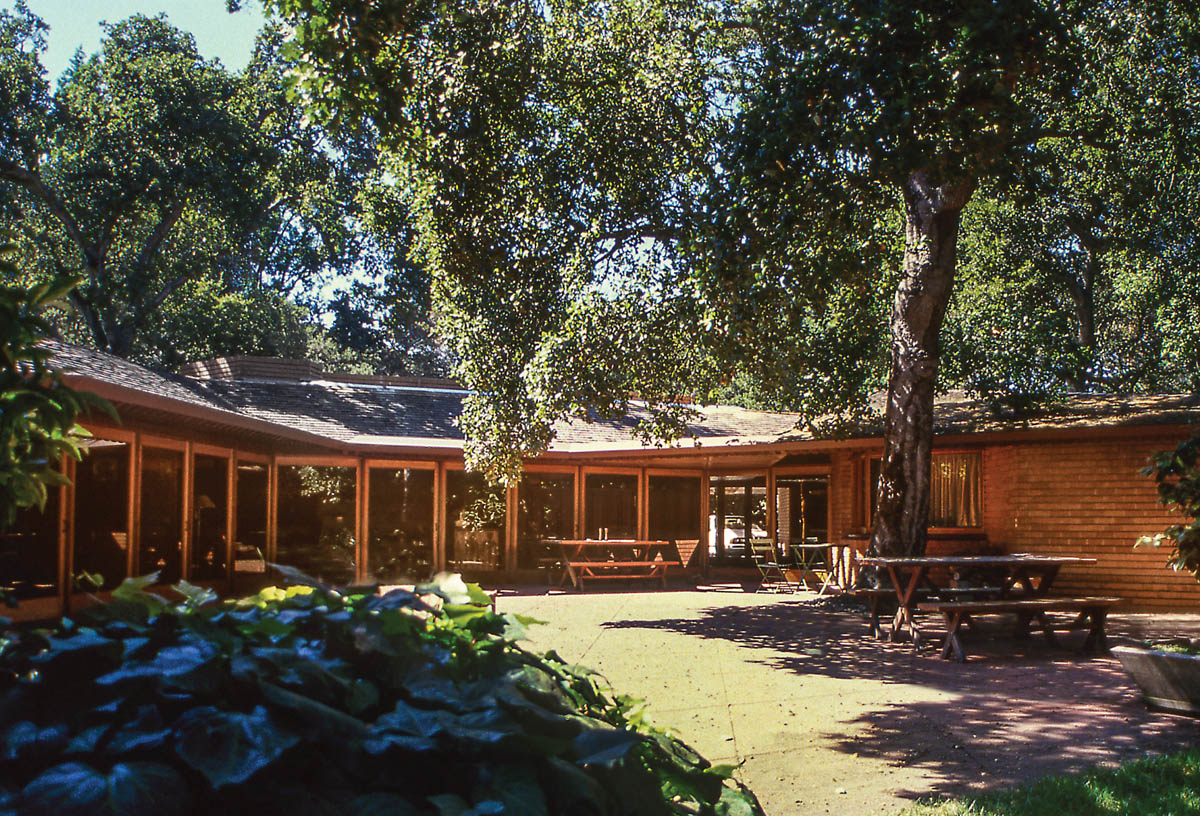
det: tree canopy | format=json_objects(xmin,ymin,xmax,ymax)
[
  {"xmin": 0, "ymin": 4, "xmax": 442, "ymax": 373},
  {"xmin": 259, "ymin": 0, "xmax": 1200, "ymax": 555}
]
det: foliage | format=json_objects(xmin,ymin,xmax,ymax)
[
  {"xmin": 0, "ymin": 6, "xmax": 405, "ymax": 370},
  {"xmin": 260, "ymin": 0, "xmax": 1197, "ymax": 555},
  {"xmin": 260, "ymin": 0, "xmax": 727, "ymax": 482},
  {"xmin": 943, "ymin": 6, "xmax": 1200, "ymax": 402},
  {"xmin": 1136, "ymin": 434, "xmax": 1200, "ymax": 579},
  {"xmin": 0, "ymin": 240, "xmax": 110, "ymax": 529},
  {"xmin": 0, "ymin": 572, "xmax": 762, "ymax": 815},
  {"xmin": 898, "ymin": 748, "xmax": 1200, "ymax": 816}
]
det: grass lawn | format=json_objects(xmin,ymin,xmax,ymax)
[{"xmin": 900, "ymin": 750, "xmax": 1200, "ymax": 815}]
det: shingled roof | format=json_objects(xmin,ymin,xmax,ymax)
[
  {"xmin": 778, "ymin": 390, "xmax": 1200, "ymax": 443},
  {"xmin": 46, "ymin": 342, "xmax": 801, "ymax": 451},
  {"xmin": 48, "ymin": 342, "xmax": 1197, "ymax": 452}
]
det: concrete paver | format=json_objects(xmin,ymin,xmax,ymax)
[{"xmin": 496, "ymin": 585, "xmax": 1200, "ymax": 815}]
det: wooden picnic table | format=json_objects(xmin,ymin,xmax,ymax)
[
  {"xmin": 557, "ymin": 539, "xmax": 682, "ymax": 590},
  {"xmin": 857, "ymin": 554, "xmax": 1098, "ymax": 649}
]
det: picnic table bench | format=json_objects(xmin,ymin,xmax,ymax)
[
  {"xmin": 917, "ymin": 596, "xmax": 1123, "ymax": 662},
  {"xmin": 858, "ymin": 554, "xmax": 1099, "ymax": 649},
  {"xmin": 557, "ymin": 540, "xmax": 682, "ymax": 590},
  {"xmin": 857, "ymin": 585, "xmax": 1004, "ymax": 639}
]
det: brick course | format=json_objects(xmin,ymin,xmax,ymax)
[{"xmin": 982, "ymin": 435, "xmax": 1199, "ymax": 610}]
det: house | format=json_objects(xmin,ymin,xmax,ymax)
[{"xmin": 4, "ymin": 341, "xmax": 1198, "ymax": 621}]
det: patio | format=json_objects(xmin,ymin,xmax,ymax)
[{"xmin": 500, "ymin": 585, "xmax": 1200, "ymax": 815}]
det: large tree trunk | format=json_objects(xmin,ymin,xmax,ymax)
[{"xmin": 870, "ymin": 170, "xmax": 975, "ymax": 557}]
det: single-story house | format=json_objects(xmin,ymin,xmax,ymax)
[{"xmin": 4, "ymin": 340, "xmax": 1198, "ymax": 621}]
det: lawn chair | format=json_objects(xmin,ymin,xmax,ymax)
[{"xmin": 749, "ymin": 539, "xmax": 798, "ymax": 593}]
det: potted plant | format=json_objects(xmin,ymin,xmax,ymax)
[{"xmin": 1113, "ymin": 434, "xmax": 1200, "ymax": 714}]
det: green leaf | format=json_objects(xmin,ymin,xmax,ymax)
[{"xmin": 172, "ymin": 705, "xmax": 300, "ymax": 788}]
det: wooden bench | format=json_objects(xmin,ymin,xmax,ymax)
[
  {"xmin": 856, "ymin": 586, "xmax": 1003, "ymax": 640},
  {"xmin": 558, "ymin": 540, "xmax": 682, "ymax": 590},
  {"xmin": 565, "ymin": 559, "xmax": 682, "ymax": 589},
  {"xmin": 917, "ymin": 596, "xmax": 1122, "ymax": 663}
]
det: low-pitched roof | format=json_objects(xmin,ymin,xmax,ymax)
[
  {"xmin": 778, "ymin": 391, "xmax": 1200, "ymax": 444},
  {"xmin": 46, "ymin": 342, "xmax": 801, "ymax": 452},
  {"xmin": 48, "ymin": 342, "xmax": 1198, "ymax": 454}
]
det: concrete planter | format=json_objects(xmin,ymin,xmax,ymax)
[{"xmin": 1112, "ymin": 645, "xmax": 1200, "ymax": 715}]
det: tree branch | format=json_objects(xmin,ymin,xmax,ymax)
[
  {"xmin": 136, "ymin": 198, "xmax": 188, "ymax": 269},
  {"xmin": 0, "ymin": 157, "xmax": 97, "ymax": 268}
]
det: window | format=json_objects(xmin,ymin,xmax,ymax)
[
  {"xmin": 446, "ymin": 470, "xmax": 506, "ymax": 570},
  {"xmin": 648, "ymin": 475, "xmax": 701, "ymax": 542},
  {"xmin": 869, "ymin": 452, "xmax": 981, "ymax": 528},
  {"xmin": 192, "ymin": 454, "xmax": 230, "ymax": 581},
  {"xmin": 929, "ymin": 453, "xmax": 981, "ymax": 527},
  {"xmin": 276, "ymin": 465, "xmax": 357, "ymax": 584},
  {"xmin": 649, "ymin": 475, "xmax": 702, "ymax": 567},
  {"xmin": 139, "ymin": 447, "xmax": 185, "ymax": 582},
  {"xmin": 584, "ymin": 473, "xmax": 639, "ymax": 540},
  {"xmin": 235, "ymin": 462, "xmax": 268, "ymax": 578},
  {"xmin": 1, "ymin": 491, "xmax": 59, "ymax": 599},
  {"xmin": 517, "ymin": 472, "xmax": 574, "ymax": 569},
  {"xmin": 368, "ymin": 467, "xmax": 435, "ymax": 582},
  {"xmin": 775, "ymin": 476, "xmax": 828, "ymax": 545},
  {"xmin": 73, "ymin": 439, "xmax": 131, "ymax": 591}
]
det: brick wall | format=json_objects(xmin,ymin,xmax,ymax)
[
  {"xmin": 830, "ymin": 450, "xmax": 859, "ymax": 542},
  {"xmin": 982, "ymin": 433, "xmax": 1200, "ymax": 610}
]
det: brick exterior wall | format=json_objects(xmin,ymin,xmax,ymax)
[{"xmin": 981, "ymin": 433, "xmax": 1200, "ymax": 610}]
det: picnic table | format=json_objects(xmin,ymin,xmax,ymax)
[
  {"xmin": 857, "ymin": 554, "xmax": 1099, "ymax": 651},
  {"xmin": 557, "ymin": 539, "xmax": 682, "ymax": 590}
]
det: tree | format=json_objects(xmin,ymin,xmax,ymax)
[
  {"xmin": 261, "ymin": 0, "xmax": 1191, "ymax": 557},
  {"xmin": 259, "ymin": 0, "xmax": 724, "ymax": 481},
  {"xmin": 943, "ymin": 7, "xmax": 1200, "ymax": 402},
  {"xmin": 0, "ymin": 7, "xmax": 374, "ymax": 366}
]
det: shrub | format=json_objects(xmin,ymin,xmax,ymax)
[
  {"xmin": 0, "ymin": 573, "xmax": 763, "ymax": 815},
  {"xmin": 0, "ymin": 239, "xmax": 112, "ymax": 530},
  {"xmin": 1138, "ymin": 434, "xmax": 1200, "ymax": 578}
]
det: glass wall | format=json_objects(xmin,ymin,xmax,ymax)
[
  {"xmin": 648, "ymin": 475, "xmax": 702, "ymax": 541},
  {"xmin": 138, "ymin": 447, "xmax": 185, "ymax": 583},
  {"xmin": 584, "ymin": 473, "xmax": 639, "ymax": 540},
  {"xmin": 708, "ymin": 475, "xmax": 766, "ymax": 565},
  {"xmin": 517, "ymin": 472, "xmax": 574, "ymax": 569},
  {"xmin": 192, "ymin": 454, "xmax": 230, "ymax": 581},
  {"xmin": 235, "ymin": 462, "xmax": 268, "ymax": 576},
  {"xmin": 74, "ymin": 439, "xmax": 131, "ymax": 590},
  {"xmin": 368, "ymin": 467, "xmax": 435, "ymax": 582},
  {"xmin": 649, "ymin": 474, "xmax": 702, "ymax": 567},
  {"xmin": 1, "ymin": 491, "xmax": 59, "ymax": 599},
  {"xmin": 276, "ymin": 465, "xmax": 357, "ymax": 584},
  {"xmin": 446, "ymin": 470, "xmax": 506, "ymax": 570},
  {"xmin": 775, "ymin": 476, "xmax": 829, "ymax": 551}
]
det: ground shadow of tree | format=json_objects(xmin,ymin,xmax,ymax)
[{"xmin": 602, "ymin": 599, "xmax": 1200, "ymax": 797}]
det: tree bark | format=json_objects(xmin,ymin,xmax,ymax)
[
  {"xmin": 871, "ymin": 170, "xmax": 975, "ymax": 557},
  {"xmin": 1062, "ymin": 215, "xmax": 1101, "ymax": 390}
]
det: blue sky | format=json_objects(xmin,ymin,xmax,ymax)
[{"xmin": 22, "ymin": 0, "xmax": 267, "ymax": 80}]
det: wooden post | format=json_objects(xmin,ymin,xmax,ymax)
[{"xmin": 181, "ymin": 442, "xmax": 194, "ymax": 581}]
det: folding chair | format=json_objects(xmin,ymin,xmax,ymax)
[
  {"xmin": 749, "ymin": 539, "xmax": 798, "ymax": 593},
  {"xmin": 790, "ymin": 539, "xmax": 834, "ymax": 595}
]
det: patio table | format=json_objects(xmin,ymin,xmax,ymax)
[
  {"xmin": 857, "ymin": 554, "xmax": 1097, "ymax": 648},
  {"xmin": 557, "ymin": 539, "xmax": 681, "ymax": 590},
  {"xmin": 788, "ymin": 541, "xmax": 835, "ymax": 594}
]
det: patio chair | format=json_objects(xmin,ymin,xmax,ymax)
[{"xmin": 749, "ymin": 539, "xmax": 798, "ymax": 593}]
